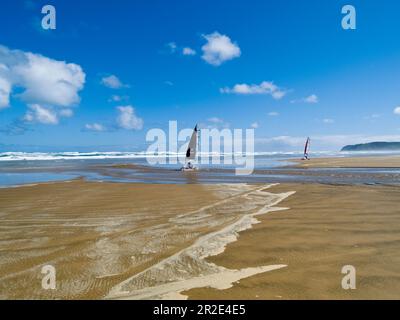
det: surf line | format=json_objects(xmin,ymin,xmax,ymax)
[{"xmin": 106, "ymin": 184, "xmax": 295, "ymax": 300}]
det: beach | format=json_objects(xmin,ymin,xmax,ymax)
[
  {"xmin": 0, "ymin": 155, "xmax": 399, "ymax": 299},
  {"xmin": 0, "ymin": 180, "xmax": 293, "ymax": 299},
  {"xmin": 187, "ymin": 183, "xmax": 400, "ymax": 299},
  {"xmin": 291, "ymin": 155, "xmax": 400, "ymax": 168}
]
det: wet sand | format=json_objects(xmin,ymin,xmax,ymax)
[
  {"xmin": 186, "ymin": 183, "xmax": 400, "ymax": 299},
  {"xmin": 0, "ymin": 180, "xmax": 292, "ymax": 299},
  {"xmin": 1, "ymin": 178, "xmax": 399, "ymax": 299},
  {"xmin": 0, "ymin": 180, "xmax": 218, "ymax": 299},
  {"xmin": 291, "ymin": 155, "xmax": 400, "ymax": 168}
]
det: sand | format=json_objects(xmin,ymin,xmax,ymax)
[
  {"xmin": 0, "ymin": 181, "xmax": 220, "ymax": 299},
  {"xmin": 1, "ymin": 174, "xmax": 399, "ymax": 299},
  {"xmin": 186, "ymin": 183, "xmax": 400, "ymax": 299},
  {"xmin": 106, "ymin": 185, "xmax": 294, "ymax": 300},
  {"xmin": 0, "ymin": 180, "xmax": 292, "ymax": 299},
  {"xmin": 291, "ymin": 155, "xmax": 400, "ymax": 168}
]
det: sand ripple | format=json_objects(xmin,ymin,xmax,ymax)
[{"xmin": 106, "ymin": 185, "xmax": 294, "ymax": 299}]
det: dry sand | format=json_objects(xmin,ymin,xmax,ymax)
[
  {"xmin": 291, "ymin": 155, "xmax": 400, "ymax": 168},
  {"xmin": 1, "ymin": 178, "xmax": 399, "ymax": 299}
]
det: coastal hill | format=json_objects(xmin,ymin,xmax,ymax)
[{"xmin": 341, "ymin": 141, "xmax": 400, "ymax": 151}]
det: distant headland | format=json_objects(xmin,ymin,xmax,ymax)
[{"xmin": 341, "ymin": 142, "xmax": 400, "ymax": 152}]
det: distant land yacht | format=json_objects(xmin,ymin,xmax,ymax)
[{"xmin": 302, "ymin": 137, "xmax": 311, "ymax": 160}]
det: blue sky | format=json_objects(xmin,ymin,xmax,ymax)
[{"xmin": 1, "ymin": 0, "xmax": 400, "ymax": 151}]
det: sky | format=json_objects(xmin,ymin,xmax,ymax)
[{"xmin": 1, "ymin": 0, "xmax": 400, "ymax": 152}]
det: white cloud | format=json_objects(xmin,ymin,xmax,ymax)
[
  {"xmin": 221, "ymin": 81, "xmax": 286, "ymax": 100},
  {"xmin": 0, "ymin": 45, "xmax": 85, "ymax": 109},
  {"xmin": 109, "ymin": 95, "xmax": 122, "ymax": 102},
  {"xmin": 394, "ymin": 107, "xmax": 400, "ymax": 115},
  {"xmin": 108, "ymin": 94, "xmax": 129, "ymax": 102},
  {"xmin": 167, "ymin": 42, "xmax": 177, "ymax": 53},
  {"xmin": 201, "ymin": 32, "xmax": 241, "ymax": 66},
  {"xmin": 15, "ymin": 54, "xmax": 85, "ymax": 106},
  {"xmin": 85, "ymin": 123, "xmax": 105, "ymax": 132},
  {"xmin": 101, "ymin": 75, "xmax": 127, "ymax": 89},
  {"xmin": 251, "ymin": 122, "xmax": 259, "ymax": 129},
  {"xmin": 0, "ymin": 75, "xmax": 11, "ymax": 109},
  {"xmin": 200, "ymin": 117, "xmax": 230, "ymax": 129},
  {"xmin": 323, "ymin": 118, "xmax": 335, "ymax": 124},
  {"xmin": 208, "ymin": 117, "xmax": 224, "ymax": 123},
  {"xmin": 166, "ymin": 43, "xmax": 196, "ymax": 56},
  {"xmin": 59, "ymin": 108, "xmax": 73, "ymax": 117},
  {"xmin": 291, "ymin": 94, "xmax": 319, "ymax": 104},
  {"xmin": 268, "ymin": 111, "xmax": 279, "ymax": 116},
  {"xmin": 304, "ymin": 94, "xmax": 319, "ymax": 103},
  {"xmin": 182, "ymin": 47, "xmax": 196, "ymax": 56},
  {"xmin": 24, "ymin": 104, "xmax": 58, "ymax": 125},
  {"xmin": 116, "ymin": 105, "xmax": 143, "ymax": 130}
]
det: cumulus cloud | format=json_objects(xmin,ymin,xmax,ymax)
[
  {"xmin": 116, "ymin": 105, "xmax": 143, "ymax": 130},
  {"xmin": 0, "ymin": 45, "xmax": 85, "ymax": 109},
  {"xmin": 22, "ymin": 105, "xmax": 73, "ymax": 126},
  {"xmin": 291, "ymin": 94, "xmax": 319, "ymax": 104},
  {"xmin": 85, "ymin": 123, "xmax": 106, "ymax": 132},
  {"xmin": 394, "ymin": 107, "xmax": 400, "ymax": 115},
  {"xmin": 182, "ymin": 47, "xmax": 196, "ymax": 56},
  {"xmin": 24, "ymin": 104, "xmax": 58, "ymax": 125},
  {"xmin": 221, "ymin": 81, "xmax": 286, "ymax": 100},
  {"xmin": 15, "ymin": 55, "xmax": 84, "ymax": 106},
  {"xmin": 268, "ymin": 111, "xmax": 279, "ymax": 116},
  {"xmin": 201, "ymin": 32, "xmax": 241, "ymax": 66},
  {"xmin": 101, "ymin": 75, "xmax": 127, "ymax": 89},
  {"xmin": 251, "ymin": 122, "xmax": 259, "ymax": 129}
]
